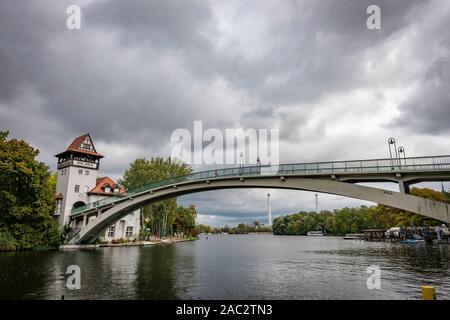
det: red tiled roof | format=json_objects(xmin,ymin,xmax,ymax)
[
  {"xmin": 56, "ymin": 133, "xmax": 103, "ymax": 158},
  {"xmin": 67, "ymin": 134, "xmax": 89, "ymax": 150},
  {"xmin": 88, "ymin": 176, "xmax": 125, "ymax": 196}
]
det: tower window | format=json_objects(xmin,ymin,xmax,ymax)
[
  {"xmin": 84, "ymin": 186, "xmax": 89, "ymax": 193},
  {"xmin": 78, "ymin": 169, "xmax": 83, "ymax": 175},
  {"xmin": 74, "ymin": 185, "xmax": 80, "ymax": 193},
  {"xmin": 85, "ymin": 170, "xmax": 89, "ymax": 176}
]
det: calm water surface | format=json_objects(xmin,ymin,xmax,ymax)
[{"xmin": 1, "ymin": 235, "xmax": 449, "ymax": 300}]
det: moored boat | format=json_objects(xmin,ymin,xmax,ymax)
[
  {"xmin": 400, "ymin": 234, "xmax": 425, "ymax": 244},
  {"xmin": 307, "ymin": 231, "xmax": 324, "ymax": 236},
  {"xmin": 343, "ymin": 233, "xmax": 363, "ymax": 240}
]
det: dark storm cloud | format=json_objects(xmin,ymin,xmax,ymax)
[
  {"xmin": 0, "ymin": 0, "xmax": 434, "ymax": 148},
  {"xmin": 86, "ymin": 0, "xmax": 212, "ymax": 48},
  {"xmin": 203, "ymin": 0, "xmax": 428, "ymax": 108},
  {"xmin": 1, "ymin": 0, "xmax": 449, "ymax": 225},
  {"xmin": 393, "ymin": 56, "xmax": 450, "ymax": 134}
]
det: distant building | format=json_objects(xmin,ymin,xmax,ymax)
[{"xmin": 54, "ymin": 133, "xmax": 140, "ymax": 241}]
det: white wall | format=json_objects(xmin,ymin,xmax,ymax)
[{"xmin": 57, "ymin": 166, "xmax": 97, "ymax": 228}]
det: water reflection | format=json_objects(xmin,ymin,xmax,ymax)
[
  {"xmin": 135, "ymin": 245, "xmax": 179, "ymax": 299},
  {"xmin": 0, "ymin": 235, "xmax": 449, "ymax": 300}
]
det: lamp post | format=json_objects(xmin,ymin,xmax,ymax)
[
  {"xmin": 398, "ymin": 146, "xmax": 406, "ymax": 166},
  {"xmin": 388, "ymin": 137, "xmax": 398, "ymax": 168},
  {"xmin": 388, "ymin": 137, "xmax": 398, "ymax": 159}
]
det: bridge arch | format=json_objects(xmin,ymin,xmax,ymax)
[
  {"xmin": 73, "ymin": 176, "xmax": 450, "ymax": 244},
  {"xmin": 72, "ymin": 201, "xmax": 87, "ymax": 209}
]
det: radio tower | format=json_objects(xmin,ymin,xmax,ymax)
[
  {"xmin": 267, "ymin": 193, "xmax": 272, "ymax": 226},
  {"xmin": 315, "ymin": 194, "xmax": 319, "ymax": 213}
]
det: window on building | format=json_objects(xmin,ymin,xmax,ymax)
[
  {"xmin": 114, "ymin": 187, "xmax": 119, "ymax": 193},
  {"xmin": 84, "ymin": 185, "xmax": 89, "ymax": 193},
  {"xmin": 74, "ymin": 185, "xmax": 80, "ymax": 193},
  {"xmin": 85, "ymin": 170, "xmax": 89, "ymax": 176},
  {"xmin": 107, "ymin": 226, "xmax": 115, "ymax": 237},
  {"xmin": 104, "ymin": 186, "xmax": 111, "ymax": 193},
  {"xmin": 54, "ymin": 200, "xmax": 62, "ymax": 216},
  {"xmin": 78, "ymin": 169, "xmax": 83, "ymax": 175},
  {"xmin": 126, "ymin": 226, "xmax": 133, "ymax": 238}
]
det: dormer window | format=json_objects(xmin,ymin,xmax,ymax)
[
  {"xmin": 114, "ymin": 187, "xmax": 119, "ymax": 193},
  {"xmin": 104, "ymin": 186, "xmax": 111, "ymax": 193}
]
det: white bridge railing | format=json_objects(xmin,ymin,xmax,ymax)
[{"xmin": 71, "ymin": 155, "xmax": 450, "ymax": 216}]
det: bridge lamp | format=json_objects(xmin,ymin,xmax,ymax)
[
  {"xmin": 398, "ymin": 146, "xmax": 406, "ymax": 165},
  {"xmin": 388, "ymin": 137, "xmax": 398, "ymax": 160}
]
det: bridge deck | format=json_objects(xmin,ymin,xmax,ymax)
[{"xmin": 70, "ymin": 155, "xmax": 450, "ymax": 217}]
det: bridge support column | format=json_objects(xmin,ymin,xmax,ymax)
[
  {"xmin": 82, "ymin": 214, "xmax": 87, "ymax": 227},
  {"xmin": 399, "ymin": 180, "xmax": 410, "ymax": 194}
]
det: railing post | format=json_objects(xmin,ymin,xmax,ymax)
[{"xmin": 82, "ymin": 214, "xmax": 87, "ymax": 227}]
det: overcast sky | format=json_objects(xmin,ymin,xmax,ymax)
[{"xmin": 1, "ymin": 0, "xmax": 449, "ymax": 227}]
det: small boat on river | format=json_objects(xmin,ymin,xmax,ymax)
[
  {"xmin": 307, "ymin": 231, "xmax": 324, "ymax": 236},
  {"xmin": 400, "ymin": 234, "xmax": 425, "ymax": 244},
  {"xmin": 343, "ymin": 233, "xmax": 363, "ymax": 240}
]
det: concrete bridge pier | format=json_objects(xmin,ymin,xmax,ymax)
[{"xmin": 398, "ymin": 180, "xmax": 410, "ymax": 194}]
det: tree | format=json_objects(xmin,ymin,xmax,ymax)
[
  {"xmin": 0, "ymin": 131, "xmax": 61, "ymax": 249},
  {"xmin": 120, "ymin": 157, "xmax": 193, "ymax": 238},
  {"xmin": 272, "ymin": 188, "xmax": 446, "ymax": 236}
]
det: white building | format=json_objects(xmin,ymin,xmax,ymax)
[{"xmin": 54, "ymin": 133, "xmax": 140, "ymax": 242}]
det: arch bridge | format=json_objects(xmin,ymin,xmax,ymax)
[{"xmin": 68, "ymin": 155, "xmax": 450, "ymax": 244}]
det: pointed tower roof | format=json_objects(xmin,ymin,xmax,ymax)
[{"xmin": 55, "ymin": 133, "xmax": 104, "ymax": 158}]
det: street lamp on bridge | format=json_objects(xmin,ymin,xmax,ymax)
[
  {"xmin": 398, "ymin": 146, "xmax": 406, "ymax": 166},
  {"xmin": 388, "ymin": 137, "xmax": 398, "ymax": 160}
]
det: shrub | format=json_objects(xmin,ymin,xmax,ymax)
[{"xmin": 0, "ymin": 229, "xmax": 19, "ymax": 251}]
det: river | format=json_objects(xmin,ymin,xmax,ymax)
[{"xmin": 1, "ymin": 234, "xmax": 449, "ymax": 299}]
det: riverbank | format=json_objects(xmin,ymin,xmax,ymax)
[{"xmin": 59, "ymin": 237, "xmax": 197, "ymax": 250}]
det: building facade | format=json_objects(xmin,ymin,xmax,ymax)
[{"xmin": 54, "ymin": 134, "xmax": 140, "ymax": 241}]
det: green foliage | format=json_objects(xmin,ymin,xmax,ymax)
[
  {"xmin": 196, "ymin": 224, "xmax": 212, "ymax": 234},
  {"xmin": 138, "ymin": 228, "xmax": 151, "ymax": 241},
  {"xmin": 0, "ymin": 131, "xmax": 62, "ymax": 250},
  {"xmin": 0, "ymin": 229, "xmax": 18, "ymax": 251},
  {"xmin": 273, "ymin": 188, "xmax": 446, "ymax": 236},
  {"xmin": 121, "ymin": 157, "xmax": 196, "ymax": 238},
  {"xmin": 227, "ymin": 222, "xmax": 272, "ymax": 234}
]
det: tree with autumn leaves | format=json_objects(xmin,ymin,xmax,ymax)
[{"xmin": 0, "ymin": 131, "xmax": 61, "ymax": 250}]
